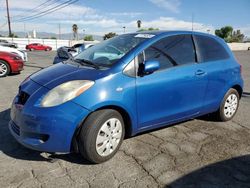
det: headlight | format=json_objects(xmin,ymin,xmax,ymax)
[
  {"xmin": 41, "ymin": 80, "xmax": 94, "ymax": 107},
  {"xmin": 11, "ymin": 53, "xmax": 22, "ymax": 60}
]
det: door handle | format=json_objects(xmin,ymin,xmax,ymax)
[{"xmin": 195, "ymin": 70, "xmax": 206, "ymax": 76}]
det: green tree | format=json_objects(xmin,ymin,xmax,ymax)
[
  {"xmin": 215, "ymin": 26, "xmax": 245, "ymax": 43},
  {"xmin": 230, "ymin": 30, "xmax": 245, "ymax": 42},
  {"xmin": 9, "ymin": 33, "xmax": 18, "ymax": 38},
  {"xmin": 103, "ymin": 32, "xmax": 117, "ymax": 40},
  {"xmin": 50, "ymin": 37, "xmax": 57, "ymax": 39},
  {"xmin": 84, "ymin": 35, "xmax": 94, "ymax": 41},
  {"xmin": 137, "ymin": 20, "xmax": 142, "ymax": 29},
  {"xmin": 72, "ymin": 24, "xmax": 78, "ymax": 40},
  {"xmin": 215, "ymin": 26, "xmax": 233, "ymax": 42}
]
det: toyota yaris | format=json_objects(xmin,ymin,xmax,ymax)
[{"xmin": 9, "ymin": 31, "xmax": 243, "ymax": 163}]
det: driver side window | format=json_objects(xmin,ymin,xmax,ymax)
[{"xmin": 137, "ymin": 34, "xmax": 196, "ymax": 73}]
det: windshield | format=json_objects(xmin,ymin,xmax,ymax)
[{"xmin": 74, "ymin": 34, "xmax": 149, "ymax": 67}]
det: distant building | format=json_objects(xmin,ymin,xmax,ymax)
[{"xmin": 32, "ymin": 30, "xmax": 37, "ymax": 38}]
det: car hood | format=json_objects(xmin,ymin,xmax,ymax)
[{"xmin": 30, "ymin": 62, "xmax": 106, "ymax": 89}]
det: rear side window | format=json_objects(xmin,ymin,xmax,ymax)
[
  {"xmin": 141, "ymin": 34, "xmax": 196, "ymax": 71},
  {"xmin": 194, "ymin": 35, "xmax": 229, "ymax": 62}
]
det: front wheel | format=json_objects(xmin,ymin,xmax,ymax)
[
  {"xmin": 216, "ymin": 88, "xmax": 240, "ymax": 121},
  {"xmin": 78, "ymin": 109, "xmax": 125, "ymax": 163},
  {"xmin": 0, "ymin": 60, "xmax": 10, "ymax": 77}
]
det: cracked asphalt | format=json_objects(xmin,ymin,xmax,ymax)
[{"xmin": 0, "ymin": 51, "xmax": 250, "ymax": 188}]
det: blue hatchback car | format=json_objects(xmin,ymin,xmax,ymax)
[{"xmin": 9, "ymin": 31, "xmax": 243, "ymax": 163}]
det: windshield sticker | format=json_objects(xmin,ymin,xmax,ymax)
[{"xmin": 134, "ymin": 34, "xmax": 155, "ymax": 38}]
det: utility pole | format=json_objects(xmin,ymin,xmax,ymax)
[{"xmin": 6, "ymin": 0, "xmax": 12, "ymax": 36}]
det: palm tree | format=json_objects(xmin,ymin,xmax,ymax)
[
  {"xmin": 72, "ymin": 24, "xmax": 78, "ymax": 40},
  {"xmin": 137, "ymin": 20, "xmax": 142, "ymax": 29}
]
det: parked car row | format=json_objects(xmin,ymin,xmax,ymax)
[{"xmin": 0, "ymin": 41, "xmax": 54, "ymax": 77}]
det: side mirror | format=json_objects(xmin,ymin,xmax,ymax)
[{"xmin": 143, "ymin": 60, "xmax": 160, "ymax": 75}]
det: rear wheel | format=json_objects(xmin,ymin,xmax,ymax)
[
  {"xmin": 0, "ymin": 60, "xmax": 10, "ymax": 77},
  {"xmin": 216, "ymin": 88, "xmax": 239, "ymax": 121},
  {"xmin": 78, "ymin": 109, "xmax": 125, "ymax": 163}
]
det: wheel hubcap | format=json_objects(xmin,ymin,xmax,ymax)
[
  {"xmin": 96, "ymin": 118, "xmax": 122, "ymax": 157},
  {"xmin": 224, "ymin": 94, "xmax": 238, "ymax": 118},
  {"xmin": 0, "ymin": 62, "xmax": 7, "ymax": 76}
]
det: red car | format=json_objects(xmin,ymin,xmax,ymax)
[
  {"xmin": 26, "ymin": 43, "xmax": 52, "ymax": 51},
  {"xmin": 0, "ymin": 51, "xmax": 24, "ymax": 77}
]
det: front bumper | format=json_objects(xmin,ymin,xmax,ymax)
[
  {"xmin": 9, "ymin": 59, "xmax": 24, "ymax": 73},
  {"xmin": 9, "ymin": 80, "xmax": 91, "ymax": 153}
]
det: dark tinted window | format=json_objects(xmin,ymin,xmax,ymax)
[
  {"xmin": 142, "ymin": 35, "xmax": 196, "ymax": 71},
  {"xmin": 194, "ymin": 35, "xmax": 229, "ymax": 62}
]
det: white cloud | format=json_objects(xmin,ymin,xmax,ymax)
[
  {"xmin": 63, "ymin": 18, "xmax": 120, "ymax": 28},
  {"xmin": 149, "ymin": 0, "xmax": 181, "ymax": 13},
  {"xmin": 0, "ymin": 1, "xmax": 214, "ymax": 36},
  {"xmin": 108, "ymin": 12, "xmax": 143, "ymax": 18},
  {"xmin": 135, "ymin": 17, "xmax": 213, "ymax": 32}
]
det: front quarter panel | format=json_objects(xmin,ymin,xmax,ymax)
[{"xmin": 73, "ymin": 72, "xmax": 138, "ymax": 135}]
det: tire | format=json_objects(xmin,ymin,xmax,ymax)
[
  {"xmin": 0, "ymin": 60, "xmax": 10, "ymax": 77},
  {"xmin": 78, "ymin": 109, "xmax": 125, "ymax": 163},
  {"xmin": 45, "ymin": 48, "xmax": 49, "ymax": 51},
  {"xmin": 216, "ymin": 88, "xmax": 240, "ymax": 121},
  {"xmin": 29, "ymin": 48, "xmax": 34, "ymax": 51}
]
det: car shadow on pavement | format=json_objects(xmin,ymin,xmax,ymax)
[
  {"xmin": 166, "ymin": 155, "xmax": 250, "ymax": 188},
  {"xmin": 0, "ymin": 108, "xmax": 92, "ymax": 165}
]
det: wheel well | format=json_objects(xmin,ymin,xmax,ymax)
[
  {"xmin": 232, "ymin": 85, "xmax": 243, "ymax": 98},
  {"xmin": 97, "ymin": 105, "xmax": 132, "ymax": 138},
  {"xmin": 71, "ymin": 105, "xmax": 133, "ymax": 153}
]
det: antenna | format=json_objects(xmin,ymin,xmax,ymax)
[{"xmin": 191, "ymin": 13, "xmax": 194, "ymax": 31}]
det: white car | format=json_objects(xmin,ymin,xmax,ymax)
[
  {"xmin": 71, "ymin": 43, "xmax": 94, "ymax": 57},
  {"xmin": 0, "ymin": 46, "xmax": 28, "ymax": 62}
]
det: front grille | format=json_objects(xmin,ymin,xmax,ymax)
[
  {"xmin": 18, "ymin": 90, "xmax": 30, "ymax": 105},
  {"xmin": 11, "ymin": 122, "xmax": 20, "ymax": 136}
]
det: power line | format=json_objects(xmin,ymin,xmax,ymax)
[
  {"xmin": 11, "ymin": 0, "xmax": 60, "ymax": 19},
  {"xmin": 14, "ymin": 0, "xmax": 78, "ymax": 22}
]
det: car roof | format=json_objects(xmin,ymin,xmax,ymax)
[{"xmin": 128, "ymin": 30, "xmax": 217, "ymax": 38}]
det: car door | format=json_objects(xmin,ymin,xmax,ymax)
[
  {"xmin": 193, "ymin": 34, "xmax": 232, "ymax": 113},
  {"xmin": 36, "ymin": 44, "xmax": 43, "ymax": 50},
  {"xmin": 31, "ymin": 43, "xmax": 37, "ymax": 50},
  {"xmin": 135, "ymin": 34, "xmax": 209, "ymax": 130}
]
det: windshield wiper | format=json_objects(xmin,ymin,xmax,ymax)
[{"xmin": 74, "ymin": 58, "xmax": 100, "ymax": 69}]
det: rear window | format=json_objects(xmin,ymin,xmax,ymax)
[{"xmin": 194, "ymin": 35, "xmax": 229, "ymax": 62}]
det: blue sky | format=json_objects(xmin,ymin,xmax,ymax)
[{"xmin": 0, "ymin": 0, "xmax": 249, "ymax": 36}]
